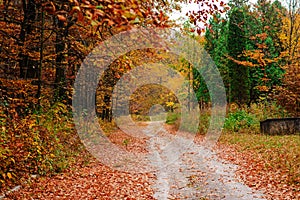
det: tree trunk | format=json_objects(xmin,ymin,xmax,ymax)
[
  {"xmin": 19, "ymin": 0, "xmax": 38, "ymax": 79},
  {"xmin": 54, "ymin": 18, "xmax": 68, "ymax": 102}
]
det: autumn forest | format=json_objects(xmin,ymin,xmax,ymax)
[{"xmin": 0, "ymin": 0, "xmax": 299, "ymax": 199}]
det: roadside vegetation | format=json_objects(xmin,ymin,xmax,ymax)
[{"xmin": 0, "ymin": 95, "xmax": 89, "ymax": 192}]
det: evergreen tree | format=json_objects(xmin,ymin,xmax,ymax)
[
  {"xmin": 205, "ymin": 14, "xmax": 229, "ymax": 101},
  {"xmin": 244, "ymin": 0, "xmax": 285, "ymax": 103},
  {"xmin": 227, "ymin": 5, "xmax": 250, "ymax": 105}
]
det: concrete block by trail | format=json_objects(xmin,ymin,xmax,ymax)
[{"xmin": 260, "ymin": 118, "xmax": 300, "ymax": 135}]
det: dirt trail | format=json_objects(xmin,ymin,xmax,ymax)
[{"xmin": 144, "ymin": 121, "xmax": 266, "ymax": 200}]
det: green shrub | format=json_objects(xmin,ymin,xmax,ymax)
[
  {"xmin": 224, "ymin": 109, "xmax": 258, "ymax": 132},
  {"xmin": 246, "ymin": 102, "xmax": 290, "ymax": 121},
  {"xmin": 165, "ymin": 110, "xmax": 211, "ymax": 134},
  {"xmin": 166, "ymin": 112, "xmax": 180, "ymax": 125}
]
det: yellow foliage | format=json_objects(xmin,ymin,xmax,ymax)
[
  {"xmin": 166, "ymin": 101, "xmax": 175, "ymax": 107},
  {"xmin": 6, "ymin": 172, "xmax": 12, "ymax": 179}
]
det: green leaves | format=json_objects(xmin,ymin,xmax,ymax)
[
  {"xmin": 204, "ymin": 0, "xmax": 288, "ymax": 105},
  {"xmin": 224, "ymin": 110, "xmax": 257, "ymax": 132},
  {"xmin": 96, "ymin": 5, "xmax": 103, "ymax": 9}
]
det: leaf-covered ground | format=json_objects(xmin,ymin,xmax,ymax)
[
  {"xmin": 2, "ymin": 126, "xmax": 299, "ymax": 199},
  {"xmin": 216, "ymin": 135, "xmax": 300, "ymax": 200},
  {"xmin": 3, "ymin": 156, "xmax": 155, "ymax": 199}
]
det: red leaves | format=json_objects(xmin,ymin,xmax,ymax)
[
  {"xmin": 184, "ymin": 0, "xmax": 230, "ymax": 34},
  {"xmin": 69, "ymin": 6, "xmax": 84, "ymax": 22},
  {"xmin": 3, "ymin": 154, "xmax": 155, "ymax": 199},
  {"xmin": 213, "ymin": 4, "xmax": 218, "ymax": 10},
  {"xmin": 217, "ymin": 134, "xmax": 300, "ymax": 200},
  {"xmin": 103, "ymin": 18, "xmax": 115, "ymax": 26},
  {"xmin": 57, "ymin": 14, "xmax": 66, "ymax": 22},
  {"xmin": 256, "ymin": 32, "xmax": 268, "ymax": 40}
]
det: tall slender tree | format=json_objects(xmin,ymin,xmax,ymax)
[
  {"xmin": 205, "ymin": 13, "xmax": 229, "ymax": 102},
  {"xmin": 227, "ymin": 2, "xmax": 250, "ymax": 105}
]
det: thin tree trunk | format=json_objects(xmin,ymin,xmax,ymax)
[
  {"xmin": 19, "ymin": 0, "xmax": 38, "ymax": 79},
  {"xmin": 37, "ymin": 7, "xmax": 44, "ymax": 105},
  {"xmin": 54, "ymin": 18, "xmax": 67, "ymax": 102}
]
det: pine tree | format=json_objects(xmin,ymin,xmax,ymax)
[
  {"xmin": 205, "ymin": 13, "xmax": 229, "ymax": 102},
  {"xmin": 227, "ymin": 5, "xmax": 250, "ymax": 105}
]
